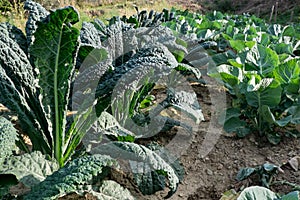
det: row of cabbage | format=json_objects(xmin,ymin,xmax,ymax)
[{"xmin": 161, "ymin": 9, "xmax": 300, "ymax": 144}]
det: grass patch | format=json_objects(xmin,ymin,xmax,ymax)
[
  {"xmin": 0, "ymin": 0, "xmax": 26, "ymax": 31},
  {"xmin": 0, "ymin": 0, "xmax": 186, "ymax": 30}
]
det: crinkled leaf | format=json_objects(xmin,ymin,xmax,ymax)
[
  {"xmin": 0, "ymin": 29, "xmax": 37, "ymax": 97},
  {"xmin": 136, "ymin": 26, "xmax": 187, "ymax": 54},
  {"xmin": 111, "ymin": 8, "xmax": 175, "ymax": 28},
  {"xmin": 104, "ymin": 21, "xmax": 135, "ymax": 61},
  {"xmin": 88, "ymin": 180, "xmax": 135, "ymax": 200},
  {"xmin": 0, "ymin": 151, "xmax": 59, "ymax": 187},
  {"xmin": 97, "ymin": 45, "xmax": 178, "ymax": 118},
  {"xmin": 91, "ymin": 142, "xmax": 179, "ymax": 198},
  {"xmin": 25, "ymin": 155, "xmax": 117, "ymax": 200},
  {"xmin": 0, "ymin": 117, "xmax": 18, "ymax": 166},
  {"xmin": 72, "ymin": 57, "xmax": 112, "ymax": 114},
  {"xmin": 98, "ymin": 111, "xmax": 121, "ymax": 131},
  {"xmin": 132, "ymin": 166, "xmax": 166, "ymax": 195},
  {"xmin": 24, "ymin": 0, "xmax": 49, "ymax": 46},
  {"xmin": 175, "ymin": 63, "xmax": 201, "ymax": 79},
  {"xmin": 82, "ymin": 111, "xmax": 135, "ymax": 154},
  {"xmin": 0, "ymin": 22, "xmax": 28, "ymax": 53},
  {"xmin": 0, "ymin": 18, "xmax": 51, "ymax": 154},
  {"xmin": 0, "ymin": 36, "xmax": 50, "ymax": 153},
  {"xmin": 80, "ymin": 22, "xmax": 104, "ymax": 47},
  {"xmin": 77, "ymin": 22, "xmax": 108, "ymax": 67},
  {"xmin": 92, "ymin": 19, "xmax": 107, "ymax": 34},
  {"xmin": 184, "ymin": 45, "xmax": 211, "ymax": 68},
  {"xmin": 77, "ymin": 45, "xmax": 109, "ymax": 70},
  {"xmin": 30, "ymin": 6, "xmax": 80, "ymax": 166},
  {"xmin": 146, "ymin": 143, "xmax": 185, "ymax": 182},
  {"xmin": 110, "ymin": 61, "xmax": 158, "ymax": 125},
  {"xmin": 96, "ymin": 111, "xmax": 135, "ymax": 139},
  {"xmin": 111, "ymin": 63, "xmax": 201, "ymax": 135},
  {"xmin": 98, "ymin": 45, "xmax": 177, "ymax": 97},
  {"xmin": 71, "ymin": 51, "xmax": 112, "ymax": 157},
  {"xmin": 166, "ymin": 88, "xmax": 204, "ymax": 124}
]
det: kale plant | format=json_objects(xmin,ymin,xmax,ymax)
[{"xmin": 0, "ymin": 1, "xmax": 205, "ymax": 199}]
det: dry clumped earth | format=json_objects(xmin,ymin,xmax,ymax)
[
  {"xmin": 166, "ymin": 83, "xmax": 300, "ymax": 200},
  {"xmin": 138, "ymin": 77, "xmax": 300, "ymax": 200}
]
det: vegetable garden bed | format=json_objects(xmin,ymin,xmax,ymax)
[{"xmin": 0, "ymin": 1, "xmax": 299, "ymax": 199}]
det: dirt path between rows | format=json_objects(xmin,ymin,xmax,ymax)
[{"xmin": 146, "ymin": 81, "xmax": 300, "ymax": 200}]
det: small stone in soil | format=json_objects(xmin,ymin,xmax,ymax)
[
  {"xmin": 217, "ymin": 164, "xmax": 223, "ymax": 170},
  {"xmin": 206, "ymin": 168, "xmax": 213, "ymax": 175}
]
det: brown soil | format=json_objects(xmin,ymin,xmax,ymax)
[
  {"xmin": 169, "ymin": 85, "xmax": 299, "ymax": 200},
  {"xmin": 125, "ymin": 78, "xmax": 299, "ymax": 200}
]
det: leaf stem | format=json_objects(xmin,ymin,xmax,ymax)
[
  {"xmin": 54, "ymin": 25, "xmax": 63, "ymax": 167},
  {"xmin": 257, "ymin": 93, "xmax": 263, "ymax": 136}
]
